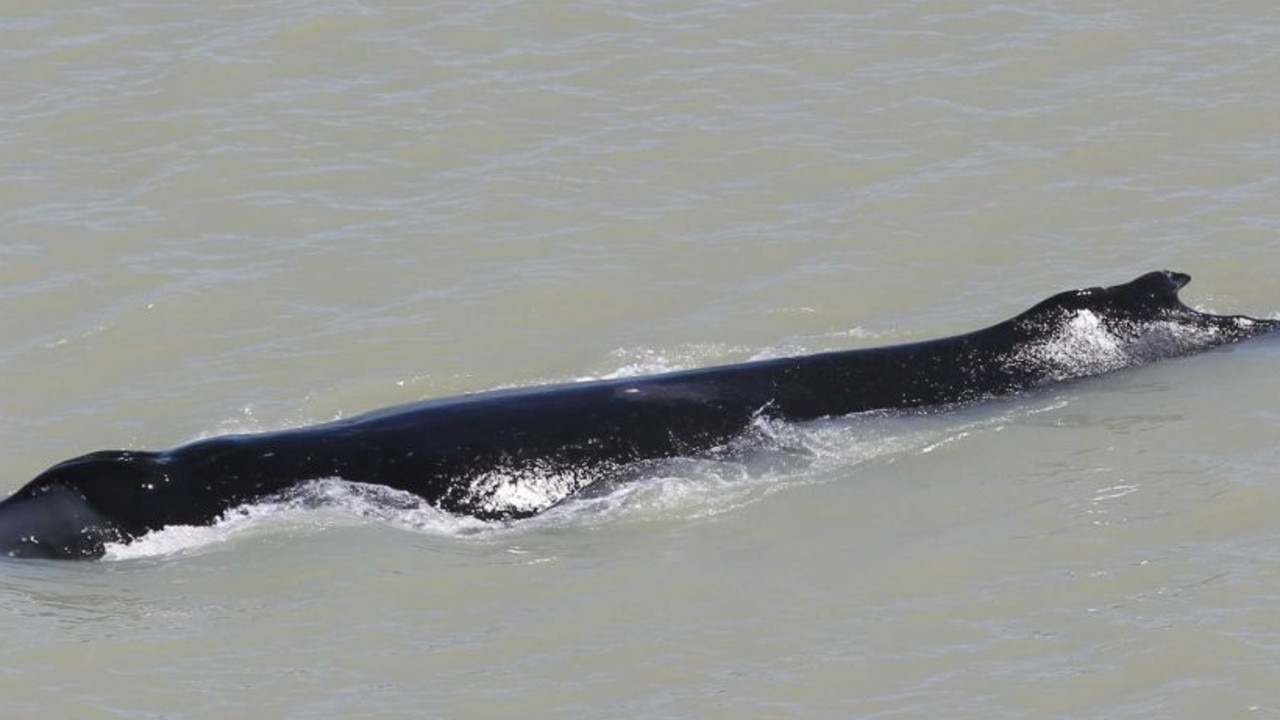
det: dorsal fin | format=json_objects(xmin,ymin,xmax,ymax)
[
  {"xmin": 1016, "ymin": 270, "xmax": 1192, "ymax": 325},
  {"xmin": 1101, "ymin": 270, "xmax": 1191, "ymax": 310}
]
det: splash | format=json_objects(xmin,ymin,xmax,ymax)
[
  {"xmin": 1008, "ymin": 310, "xmax": 1227, "ymax": 382},
  {"xmin": 101, "ymin": 479, "xmax": 488, "ymax": 561},
  {"xmin": 445, "ymin": 461, "xmax": 615, "ymax": 518},
  {"xmin": 586, "ymin": 343, "xmax": 751, "ymax": 380}
]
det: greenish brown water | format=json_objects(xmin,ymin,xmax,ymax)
[{"xmin": 3, "ymin": 1, "xmax": 1280, "ymax": 718}]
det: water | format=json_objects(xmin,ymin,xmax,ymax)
[{"xmin": 3, "ymin": 0, "xmax": 1280, "ymax": 717}]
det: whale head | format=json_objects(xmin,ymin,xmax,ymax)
[{"xmin": 0, "ymin": 450, "xmax": 166, "ymax": 560}]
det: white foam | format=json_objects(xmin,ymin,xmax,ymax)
[
  {"xmin": 585, "ymin": 343, "xmax": 749, "ymax": 381},
  {"xmin": 442, "ymin": 461, "xmax": 609, "ymax": 519},
  {"xmin": 1008, "ymin": 310, "xmax": 1226, "ymax": 382},
  {"xmin": 102, "ymin": 501, "xmax": 297, "ymax": 561},
  {"xmin": 101, "ymin": 479, "xmax": 487, "ymax": 561}
]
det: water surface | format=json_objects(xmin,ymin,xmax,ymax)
[{"xmin": 3, "ymin": 1, "xmax": 1280, "ymax": 717}]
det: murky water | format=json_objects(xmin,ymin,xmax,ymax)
[{"xmin": 3, "ymin": 1, "xmax": 1280, "ymax": 717}]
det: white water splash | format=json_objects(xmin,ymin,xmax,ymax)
[
  {"xmin": 101, "ymin": 479, "xmax": 488, "ymax": 561},
  {"xmin": 585, "ymin": 343, "xmax": 750, "ymax": 380},
  {"xmin": 448, "ymin": 462, "xmax": 611, "ymax": 518},
  {"xmin": 1009, "ymin": 310, "xmax": 1226, "ymax": 382}
]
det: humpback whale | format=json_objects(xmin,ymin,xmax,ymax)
[{"xmin": 1, "ymin": 270, "xmax": 1275, "ymax": 560}]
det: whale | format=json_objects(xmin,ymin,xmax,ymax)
[{"xmin": 1, "ymin": 270, "xmax": 1276, "ymax": 560}]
